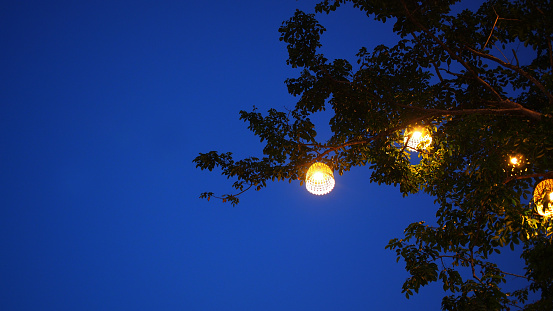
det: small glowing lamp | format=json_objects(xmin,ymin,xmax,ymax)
[
  {"xmin": 508, "ymin": 154, "xmax": 526, "ymax": 167},
  {"xmin": 533, "ymin": 179, "xmax": 553, "ymax": 218},
  {"xmin": 403, "ymin": 128, "xmax": 432, "ymax": 151},
  {"xmin": 306, "ymin": 162, "xmax": 335, "ymax": 195},
  {"xmin": 505, "ymin": 154, "xmax": 528, "ymax": 176}
]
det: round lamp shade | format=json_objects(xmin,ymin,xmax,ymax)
[
  {"xmin": 306, "ymin": 162, "xmax": 335, "ymax": 195},
  {"xmin": 403, "ymin": 128, "xmax": 432, "ymax": 151},
  {"xmin": 533, "ymin": 179, "xmax": 553, "ymax": 217}
]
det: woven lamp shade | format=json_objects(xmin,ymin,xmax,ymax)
[
  {"xmin": 306, "ymin": 162, "xmax": 335, "ymax": 195},
  {"xmin": 533, "ymin": 179, "xmax": 553, "ymax": 217},
  {"xmin": 404, "ymin": 128, "xmax": 432, "ymax": 151}
]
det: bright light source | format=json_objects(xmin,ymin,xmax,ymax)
[
  {"xmin": 533, "ymin": 179, "xmax": 553, "ymax": 218},
  {"xmin": 306, "ymin": 162, "xmax": 335, "ymax": 195},
  {"xmin": 505, "ymin": 154, "xmax": 528, "ymax": 177},
  {"xmin": 403, "ymin": 127, "xmax": 432, "ymax": 151},
  {"xmin": 312, "ymin": 171, "xmax": 324, "ymax": 182}
]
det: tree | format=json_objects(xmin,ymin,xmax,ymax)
[{"xmin": 194, "ymin": 0, "xmax": 553, "ymax": 309}]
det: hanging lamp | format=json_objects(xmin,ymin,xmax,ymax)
[
  {"xmin": 403, "ymin": 127, "xmax": 432, "ymax": 151},
  {"xmin": 305, "ymin": 162, "xmax": 335, "ymax": 195},
  {"xmin": 505, "ymin": 154, "xmax": 529, "ymax": 176}
]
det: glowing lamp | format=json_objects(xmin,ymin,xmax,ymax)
[
  {"xmin": 505, "ymin": 154, "xmax": 528, "ymax": 176},
  {"xmin": 533, "ymin": 179, "xmax": 553, "ymax": 218},
  {"xmin": 508, "ymin": 154, "xmax": 526, "ymax": 166},
  {"xmin": 306, "ymin": 162, "xmax": 335, "ymax": 195},
  {"xmin": 404, "ymin": 128, "xmax": 432, "ymax": 151}
]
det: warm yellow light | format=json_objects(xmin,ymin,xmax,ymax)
[
  {"xmin": 404, "ymin": 128, "xmax": 432, "ymax": 151},
  {"xmin": 312, "ymin": 171, "xmax": 324, "ymax": 182},
  {"xmin": 306, "ymin": 162, "xmax": 335, "ymax": 195},
  {"xmin": 505, "ymin": 154, "xmax": 528, "ymax": 177},
  {"xmin": 533, "ymin": 179, "xmax": 553, "ymax": 218}
]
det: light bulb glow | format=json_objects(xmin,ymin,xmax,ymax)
[
  {"xmin": 305, "ymin": 162, "xmax": 335, "ymax": 195},
  {"xmin": 403, "ymin": 128, "xmax": 432, "ymax": 151},
  {"xmin": 312, "ymin": 172, "xmax": 324, "ymax": 182},
  {"xmin": 505, "ymin": 154, "xmax": 528, "ymax": 177}
]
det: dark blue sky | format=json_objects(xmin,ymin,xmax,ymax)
[{"xmin": 1, "ymin": 1, "xmax": 524, "ymax": 310}]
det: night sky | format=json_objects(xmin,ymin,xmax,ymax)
[{"xmin": 2, "ymin": 1, "xmax": 525, "ymax": 310}]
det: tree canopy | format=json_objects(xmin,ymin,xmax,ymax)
[{"xmin": 194, "ymin": 0, "xmax": 553, "ymax": 309}]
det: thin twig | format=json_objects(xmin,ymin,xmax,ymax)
[
  {"xmin": 482, "ymin": 8, "xmax": 520, "ymax": 49},
  {"xmin": 399, "ymin": 0, "xmax": 505, "ymax": 104},
  {"xmin": 548, "ymin": 38, "xmax": 553, "ymax": 74},
  {"xmin": 503, "ymin": 171, "xmax": 553, "ymax": 184},
  {"xmin": 512, "ymin": 49, "xmax": 520, "ymax": 67},
  {"xmin": 493, "ymin": 43, "xmax": 510, "ymax": 63},
  {"xmin": 397, "ymin": 103, "xmax": 524, "ymax": 116},
  {"xmin": 465, "ymin": 45, "xmax": 552, "ymax": 111},
  {"xmin": 484, "ymin": 11, "xmax": 499, "ymax": 49},
  {"xmin": 470, "ymin": 247, "xmax": 483, "ymax": 284},
  {"xmin": 412, "ymin": 32, "xmax": 444, "ymax": 82},
  {"xmin": 311, "ymin": 114, "xmax": 437, "ymax": 161},
  {"xmin": 502, "ymin": 271, "xmax": 530, "ymax": 280}
]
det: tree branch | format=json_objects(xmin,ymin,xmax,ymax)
[
  {"xmin": 307, "ymin": 99, "xmax": 537, "ymax": 163},
  {"xmin": 200, "ymin": 183, "xmax": 255, "ymax": 206},
  {"xmin": 436, "ymin": 254, "xmax": 532, "ymax": 282},
  {"xmin": 318, "ymin": 64, "xmax": 353, "ymax": 85},
  {"xmin": 399, "ymin": 0, "xmax": 505, "ymax": 104},
  {"xmin": 483, "ymin": 11, "xmax": 499, "ymax": 49},
  {"xmin": 532, "ymin": 3, "xmax": 553, "ymax": 73},
  {"xmin": 512, "ymin": 49, "xmax": 520, "ymax": 67},
  {"xmin": 397, "ymin": 103, "xmax": 526, "ymax": 117},
  {"xmin": 470, "ymin": 247, "xmax": 483, "ymax": 284},
  {"xmin": 502, "ymin": 270, "xmax": 530, "ymax": 280},
  {"xmin": 309, "ymin": 114, "xmax": 436, "ymax": 161},
  {"xmin": 503, "ymin": 171, "xmax": 553, "ymax": 184},
  {"xmin": 484, "ymin": 7, "xmax": 520, "ymax": 49},
  {"xmin": 548, "ymin": 38, "xmax": 553, "ymax": 75},
  {"xmin": 412, "ymin": 32, "xmax": 444, "ymax": 82},
  {"xmin": 464, "ymin": 45, "xmax": 553, "ymax": 107}
]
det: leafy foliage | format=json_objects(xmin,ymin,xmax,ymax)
[{"xmin": 194, "ymin": 0, "xmax": 553, "ymax": 309}]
